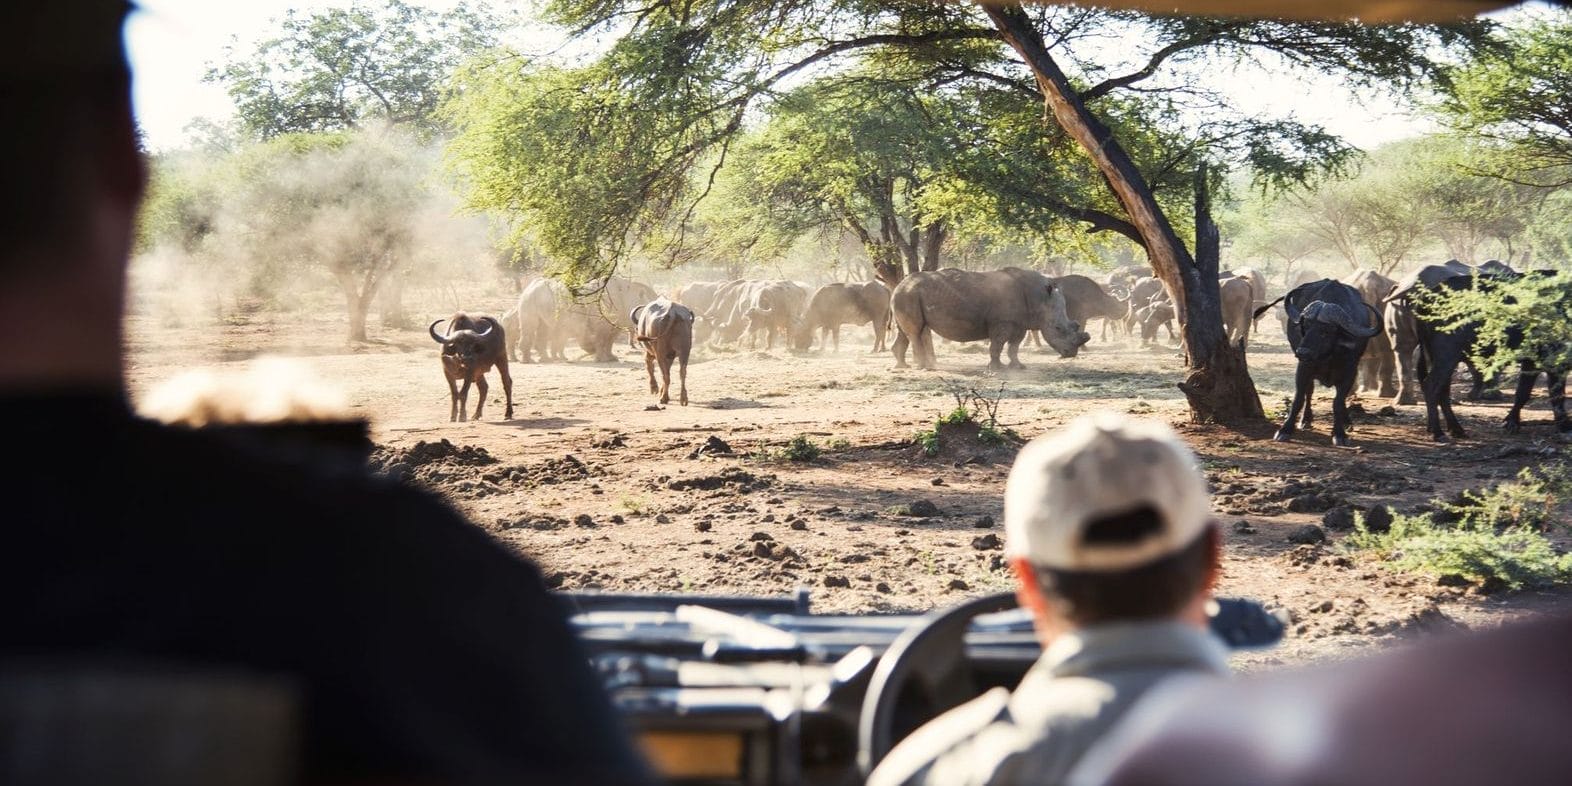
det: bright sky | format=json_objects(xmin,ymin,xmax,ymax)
[{"xmin": 126, "ymin": 0, "xmax": 1513, "ymax": 153}]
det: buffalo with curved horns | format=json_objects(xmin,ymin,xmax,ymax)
[
  {"xmin": 1256, "ymin": 279, "xmax": 1380, "ymax": 447},
  {"xmin": 430, "ymin": 312, "xmax": 515, "ymax": 422}
]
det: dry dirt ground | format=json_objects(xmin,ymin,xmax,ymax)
[{"xmin": 125, "ymin": 308, "xmax": 1572, "ymax": 669}]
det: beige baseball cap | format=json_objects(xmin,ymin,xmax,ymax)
[{"xmin": 1005, "ymin": 413, "xmax": 1211, "ymax": 571}]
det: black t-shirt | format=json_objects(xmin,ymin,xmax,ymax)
[{"xmin": 0, "ymin": 392, "xmax": 651, "ymax": 785}]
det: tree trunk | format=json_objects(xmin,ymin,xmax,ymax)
[
  {"xmin": 985, "ymin": 3, "xmax": 1263, "ymax": 425},
  {"xmin": 871, "ymin": 245, "xmax": 904, "ymax": 289},
  {"xmin": 346, "ymin": 289, "xmax": 369, "ymax": 343},
  {"xmin": 378, "ymin": 270, "xmax": 411, "ymax": 329},
  {"xmin": 920, "ymin": 223, "xmax": 945, "ymax": 271}
]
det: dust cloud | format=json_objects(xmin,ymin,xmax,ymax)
[{"xmin": 129, "ymin": 125, "xmax": 504, "ymax": 343}]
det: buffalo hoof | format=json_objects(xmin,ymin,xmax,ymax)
[
  {"xmin": 1502, "ymin": 416, "xmax": 1521, "ymax": 434},
  {"xmin": 1009, "ymin": 362, "xmax": 1026, "ymax": 370},
  {"xmin": 1273, "ymin": 429, "xmax": 1292, "ymax": 443},
  {"xmin": 659, "ymin": 394, "xmax": 670, "ymax": 405},
  {"xmin": 1332, "ymin": 435, "xmax": 1352, "ymax": 448},
  {"xmin": 1396, "ymin": 394, "xmax": 1416, "ymax": 406},
  {"xmin": 1431, "ymin": 434, "xmax": 1450, "ymax": 444}
]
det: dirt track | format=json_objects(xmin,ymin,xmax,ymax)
[{"xmin": 125, "ymin": 308, "xmax": 1572, "ymax": 668}]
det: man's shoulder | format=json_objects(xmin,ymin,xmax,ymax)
[
  {"xmin": 866, "ymin": 688, "xmax": 1013, "ymax": 786},
  {"xmin": 118, "ymin": 419, "xmax": 528, "ymax": 576}
]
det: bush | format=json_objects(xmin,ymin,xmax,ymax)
[
  {"xmin": 1346, "ymin": 464, "xmax": 1572, "ymax": 591},
  {"xmin": 912, "ymin": 387, "xmax": 1020, "ymax": 456},
  {"xmin": 773, "ymin": 435, "xmax": 821, "ymax": 462}
]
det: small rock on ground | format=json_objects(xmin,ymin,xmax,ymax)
[{"xmin": 1287, "ymin": 524, "xmax": 1327, "ymax": 545}]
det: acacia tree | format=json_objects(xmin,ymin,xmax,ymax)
[
  {"xmin": 714, "ymin": 79, "xmax": 959, "ymax": 287},
  {"xmin": 1222, "ymin": 190, "xmax": 1327, "ymax": 285},
  {"xmin": 1439, "ymin": 15, "xmax": 1572, "ymax": 187},
  {"xmin": 229, "ymin": 132, "xmax": 423, "ymax": 342},
  {"xmin": 208, "ymin": 0, "xmax": 505, "ymax": 141},
  {"xmin": 1261, "ymin": 135, "xmax": 1548, "ymax": 272},
  {"xmin": 445, "ymin": 1, "xmax": 1483, "ymax": 423}
]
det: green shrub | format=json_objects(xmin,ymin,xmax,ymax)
[
  {"xmin": 777, "ymin": 435, "xmax": 821, "ymax": 462},
  {"xmin": 912, "ymin": 388, "xmax": 1019, "ymax": 456},
  {"xmin": 1346, "ymin": 464, "xmax": 1572, "ymax": 591}
]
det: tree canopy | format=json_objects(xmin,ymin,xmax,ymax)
[
  {"xmin": 1228, "ymin": 134, "xmax": 1561, "ymax": 275},
  {"xmin": 444, "ymin": 3, "xmax": 1479, "ymax": 282},
  {"xmin": 1439, "ymin": 15, "xmax": 1572, "ymax": 187},
  {"xmin": 208, "ymin": 0, "xmax": 506, "ymax": 141}
]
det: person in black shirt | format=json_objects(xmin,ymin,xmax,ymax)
[{"xmin": 0, "ymin": 5, "xmax": 651, "ymax": 784}]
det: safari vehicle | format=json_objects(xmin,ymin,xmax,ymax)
[
  {"xmin": 14, "ymin": 0, "xmax": 1559, "ymax": 783},
  {"xmin": 565, "ymin": 589, "xmax": 1282, "ymax": 784}
]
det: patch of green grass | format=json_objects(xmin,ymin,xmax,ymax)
[
  {"xmin": 1345, "ymin": 464, "xmax": 1572, "ymax": 591},
  {"xmin": 753, "ymin": 434, "xmax": 823, "ymax": 463},
  {"xmin": 779, "ymin": 435, "xmax": 821, "ymax": 462},
  {"xmin": 912, "ymin": 390, "xmax": 1020, "ymax": 456},
  {"xmin": 825, "ymin": 437, "xmax": 851, "ymax": 451}
]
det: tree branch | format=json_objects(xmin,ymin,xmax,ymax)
[{"xmin": 1079, "ymin": 27, "xmax": 1230, "ymax": 103}]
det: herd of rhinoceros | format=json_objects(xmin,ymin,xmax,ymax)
[{"xmin": 426, "ymin": 260, "xmax": 1568, "ymax": 447}]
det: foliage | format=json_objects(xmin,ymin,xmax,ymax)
[
  {"xmin": 754, "ymin": 435, "xmax": 823, "ymax": 462},
  {"xmin": 1347, "ymin": 464, "xmax": 1572, "ymax": 591},
  {"xmin": 208, "ymin": 0, "xmax": 506, "ymax": 141},
  {"xmin": 780, "ymin": 435, "xmax": 823, "ymax": 462},
  {"xmin": 1231, "ymin": 135, "xmax": 1557, "ymax": 272},
  {"xmin": 1438, "ymin": 15, "xmax": 1572, "ymax": 187},
  {"xmin": 1411, "ymin": 270, "xmax": 1572, "ymax": 378},
  {"xmin": 134, "ymin": 127, "xmax": 463, "ymax": 341},
  {"xmin": 913, "ymin": 386, "xmax": 1018, "ymax": 456},
  {"xmin": 442, "ymin": 0, "xmax": 1481, "ymax": 282},
  {"xmin": 443, "ymin": 59, "xmax": 732, "ymax": 286},
  {"xmin": 706, "ymin": 76, "xmax": 962, "ymax": 284}
]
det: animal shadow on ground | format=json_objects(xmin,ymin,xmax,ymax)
[
  {"xmin": 705, "ymin": 397, "xmax": 770, "ymax": 410},
  {"xmin": 500, "ymin": 417, "xmax": 590, "ymax": 430}
]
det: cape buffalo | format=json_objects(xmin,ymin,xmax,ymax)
[
  {"xmin": 631, "ymin": 298, "xmax": 694, "ymax": 407},
  {"xmin": 794, "ymin": 281, "xmax": 891, "ymax": 352},
  {"xmin": 431, "ymin": 313, "xmax": 514, "ymax": 422},
  {"xmin": 1257, "ymin": 280, "xmax": 1380, "ymax": 447}
]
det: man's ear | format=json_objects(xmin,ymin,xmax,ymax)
[
  {"xmin": 1200, "ymin": 523, "xmax": 1222, "ymax": 592},
  {"xmin": 1011, "ymin": 557, "xmax": 1047, "ymax": 619}
]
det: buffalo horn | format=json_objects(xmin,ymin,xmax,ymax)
[
  {"xmin": 429, "ymin": 319, "xmax": 452, "ymax": 345},
  {"xmin": 1313, "ymin": 302, "xmax": 1379, "ymax": 338}
]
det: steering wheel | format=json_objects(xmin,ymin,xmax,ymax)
[{"xmin": 857, "ymin": 592, "xmax": 1019, "ymax": 778}]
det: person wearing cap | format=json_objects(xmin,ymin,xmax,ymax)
[
  {"xmin": 0, "ymin": 5, "xmax": 650, "ymax": 785},
  {"xmin": 867, "ymin": 413, "xmax": 1229, "ymax": 786}
]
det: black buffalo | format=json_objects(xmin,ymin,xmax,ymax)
[
  {"xmin": 1391, "ymin": 266, "xmax": 1568, "ymax": 442},
  {"xmin": 430, "ymin": 312, "xmax": 515, "ymax": 422},
  {"xmin": 1256, "ymin": 279, "xmax": 1380, "ymax": 447}
]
